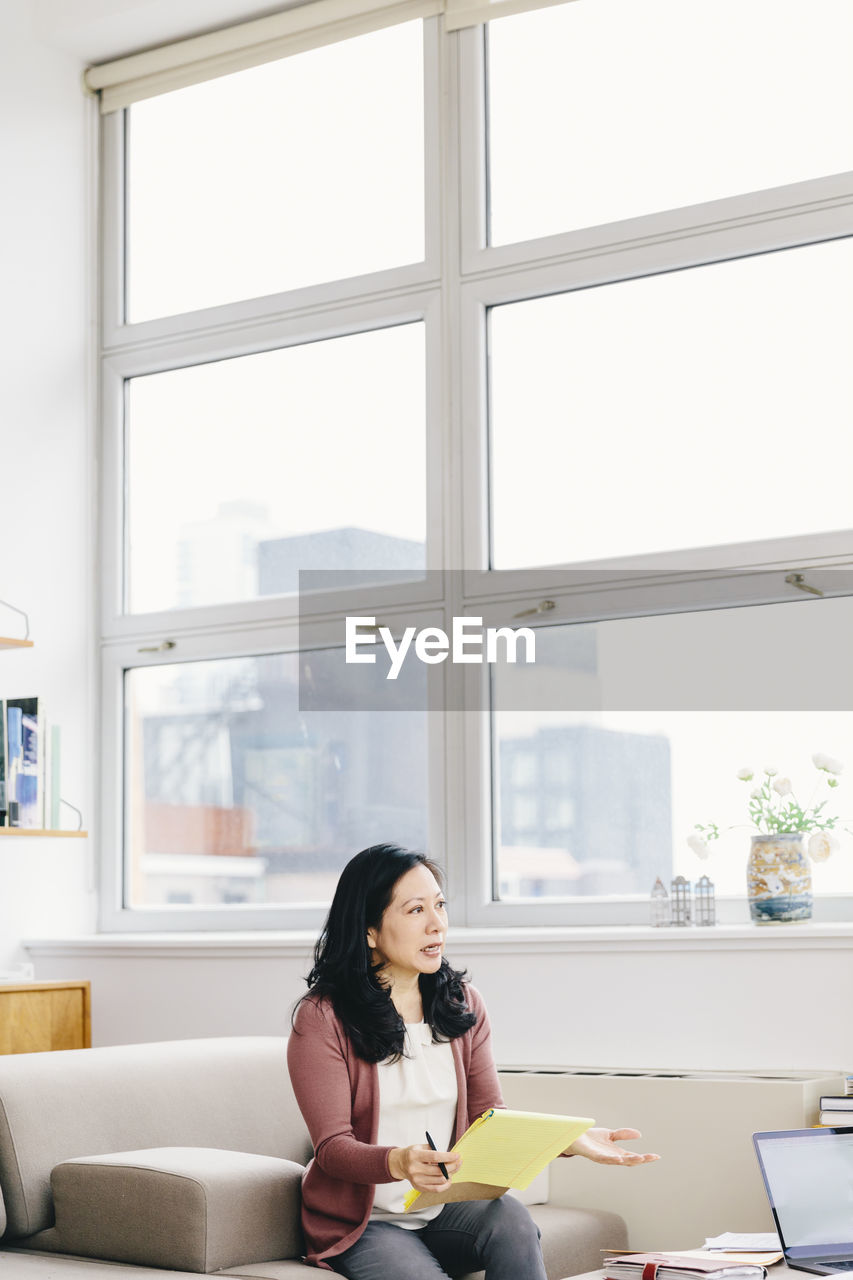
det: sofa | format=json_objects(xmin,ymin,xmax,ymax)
[{"xmin": 0, "ymin": 1036, "xmax": 627, "ymax": 1279}]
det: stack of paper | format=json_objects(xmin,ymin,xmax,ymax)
[
  {"xmin": 403, "ymin": 1108, "xmax": 594, "ymax": 1212},
  {"xmin": 704, "ymin": 1235, "xmax": 781, "ymax": 1252}
]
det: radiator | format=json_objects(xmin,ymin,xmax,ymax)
[{"xmin": 498, "ymin": 1066, "xmax": 843, "ymax": 1249}]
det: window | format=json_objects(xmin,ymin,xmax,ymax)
[
  {"xmin": 486, "ymin": 0, "xmax": 853, "ymax": 246},
  {"xmin": 126, "ymin": 325, "xmax": 426, "ymax": 613},
  {"xmin": 489, "ymin": 238, "xmax": 853, "ymax": 569},
  {"xmin": 98, "ymin": 0, "xmax": 853, "ymax": 931},
  {"xmin": 125, "ymin": 653, "xmax": 428, "ymax": 911},
  {"xmin": 492, "ymin": 600, "xmax": 853, "ymax": 905},
  {"xmin": 125, "ymin": 22, "xmax": 425, "ymax": 320}
]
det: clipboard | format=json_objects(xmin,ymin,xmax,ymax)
[{"xmin": 403, "ymin": 1108, "xmax": 594, "ymax": 1212}]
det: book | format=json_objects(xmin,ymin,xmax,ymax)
[
  {"xmin": 19, "ymin": 705, "xmax": 40, "ymax": 827},
  {"xmin": 403, "ymin": 1108, "xmax": 594, "ymax": 1212},
  {"xmin": 820, "ymin": 1096, "xmax": 853, "ymax": 1111},
  {"xmin": 6, "ymin": 704, "xmax": 22, "ymax": 826},
  {"xmin": 0, "ymin": 699, "xmax": 6, "ymax": 825},
  {"xmin": 605, "ymin": 1253, "xmax": 767, "ymax": 1280},
  {"xmin": 6, "ymin": 697, "xmax": 42, "ymax": 828},
  {"xmin": 819, "ymin": 1111, "xmax": 853, "ymax": 1126}
]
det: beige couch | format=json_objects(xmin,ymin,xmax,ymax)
[{"xmin": 0, "ymin": 1036, "xmax": 627, "ymax": 1278}]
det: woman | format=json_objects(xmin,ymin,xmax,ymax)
[{"xmin": 288, "ymin": 844, "xmax": 658, "ymax": 1277}]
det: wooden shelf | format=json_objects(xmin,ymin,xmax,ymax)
[
  {"xmin": 0, "ymin": 829, "xmax": 87, "ymax": 838},
  {"xmin": 0, "ymin": 637, "xmax": 33, "ymax": 649}
]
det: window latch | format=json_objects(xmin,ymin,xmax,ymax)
[
  {"xmin": 784, "ymin": 572, "xmax": 823, "ymax": 598},
  {"xmin": 137, "ymin": 639, "xmax": 177, "ymax": 653},
  {"xmin": 513, "ymin": 599, "xmax": 556, "ymax": 619}
]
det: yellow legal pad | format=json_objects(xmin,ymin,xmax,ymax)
[{"xmin": 403, "ymin": 1108, "xmax": 595, "ymax": 1212}]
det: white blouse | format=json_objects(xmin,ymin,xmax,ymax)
[{"xmin": 371, "ymin": 1021, "xmax": 458, "ymax": 1228}]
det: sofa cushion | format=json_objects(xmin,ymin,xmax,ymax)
[
  {"xmin": 51, "ymin": 1147, "xmax": 304, "ymax": 1274},
  {"xmin": 0, "ymin": 1036, "xmax": 309, "ymax": 1239}
]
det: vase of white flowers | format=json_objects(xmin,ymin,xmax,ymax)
[
  {"xmin": 688, "ymin": 753, "xmax": 847, "ymax": 923},
  {"xmin": 746, "ymin": 832, "xmax": 811, "ymax": 922}
]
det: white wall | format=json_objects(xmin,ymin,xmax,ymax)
[
  {"xmin": 34, "ymin": 0, "xmax": 294, "ymax": 64},
  {"xmin": 0, "ymin": 2, "xmax": 97, "ymax": 970},
  {"xmin": 26, "ymin": 924, "xmax": 853, "ymax": 1073}
]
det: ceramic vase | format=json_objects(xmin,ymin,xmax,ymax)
[{"xmin": 747, "ymin": 832, "xmax": 812, "ymax": 922}]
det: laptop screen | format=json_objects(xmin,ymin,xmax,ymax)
[{"xmin": 754, "ymin": 1128, "xmax": 853, "ymax": 1261}]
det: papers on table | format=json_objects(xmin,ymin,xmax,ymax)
[
  {"xmin": 704, "ymin": 1235, "xmax": 782, "ymax": 1252},
  {"xmin": 673, "ymin": 1250, "xmax": 782, "ymax": 1267}
]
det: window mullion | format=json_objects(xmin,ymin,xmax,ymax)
[{"xmin": 436, "ymin": 24, "xmax": 480, "ymax": 925}]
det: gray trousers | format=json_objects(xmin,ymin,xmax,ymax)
[{"xmin": 328, "ymin": 1195, "xmax": 548, "ymax": 1280}]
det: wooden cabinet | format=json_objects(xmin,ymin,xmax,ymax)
[{"xmin": 0, "ymin": 980, "xmax": 91, "ymax": 1054}]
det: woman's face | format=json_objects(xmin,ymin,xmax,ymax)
[{"xmin": 366, "ymin": 863, "xmax": 448, "ymax": 987}]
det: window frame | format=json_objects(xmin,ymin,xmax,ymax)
[
  {"xmin": 99, "ymin": 606, "xmax": 454, "ymax": 932},
  {"xmin": 458, "ymin": 585, "xmax": 853, "ymax": 927},
  {"xmin": 99, "ymin": 17, "xmax": 445, "ymax": 349},
  {"xmin": 99, "ymin": 296, "xmax": 445, "ymax": 642},
  {"xmin": 98, "ymin": 14, "xmax": 853, "ymax": 933}
]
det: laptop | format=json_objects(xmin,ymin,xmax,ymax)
[{"xmin": 753, "ymin": 1128, "xmax": 853, "ymax": 1274}]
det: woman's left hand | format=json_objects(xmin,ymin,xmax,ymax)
[{"xmin": 566, "ymin": 1126, "xmax": 660, "ymax": 1165}]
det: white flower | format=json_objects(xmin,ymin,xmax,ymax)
[
  {"xmin": 764, "ymin": 766, "xmax": 778, "ymax": 777},
  {"xmin": 773, "ymin": 777, "xmax": 793, "ymax": 797},
  {"xmin": 736, "ymin": 767, "xmax": 754, "ymax": 781},
  {"xmin": 808, "ymin": 831, "xmax": 840, "ymax": 863},
  {"xmin": 687, "ymin": 833, "xmax": 710, "ymax": 859},
  {"xmin": 812, "ymin": 753, "xmax": 844, "ymax": 777},
  {"xmin": 750, "ymin": 787, "xmax": 763, "ymax": 799}
]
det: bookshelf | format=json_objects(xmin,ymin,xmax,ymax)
[
  {"xmin": 2, "ymin": 634, "xmax": 87, "ymax": 836},
  {"xmin": 0, "ymin": 829, "xmax": 87, "ymax": 838}
]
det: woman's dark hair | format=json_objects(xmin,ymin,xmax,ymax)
[{"xmin": 293, "ymin": 843, "xmax": 476, "ymax": 1063}]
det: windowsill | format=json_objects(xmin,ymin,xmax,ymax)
[{"xmin": 23, "ymin": 919, "xmax": 853, "ymax": 959}]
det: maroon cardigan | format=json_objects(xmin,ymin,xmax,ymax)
[{"xmin": 287, "ymin": 984, "xmax": 505, "ymax": 1269}]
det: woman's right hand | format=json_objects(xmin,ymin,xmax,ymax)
[{"xmin": 388, "ymin": 1143, "xmax": 461, "ymax": 1191}]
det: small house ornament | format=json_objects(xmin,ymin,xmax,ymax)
[
  {"xmin": 649, "ymin": 877, "xmax": 670, "ymax": 927},
  {"xmin": 695, "ymin": 874, "xmax": 716, "ymax": 926},
  {"xmin": 670, "ymin": 875, "xmax": 692, "ymax": 926}
]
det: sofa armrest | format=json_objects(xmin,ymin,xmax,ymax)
[{"xmin": 51, "ymin": 1147, "xmax": 304, "ymax": 1274}]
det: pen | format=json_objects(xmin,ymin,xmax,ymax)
[{"xmin": 425, "ymin": 1130, "xmax": 449, "ymax": 1180}]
